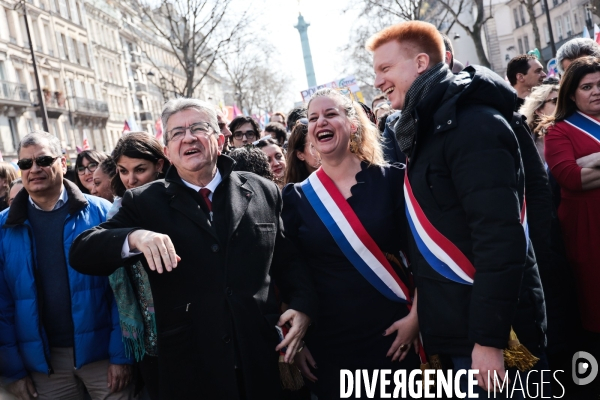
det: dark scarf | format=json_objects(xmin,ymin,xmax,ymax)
[{"xmin": 395, "ymin": 62, "xmax": 448, "ymax": 154}]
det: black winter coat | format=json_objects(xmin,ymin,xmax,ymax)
[
  {"xmin": 402, "ymin": 65, "xmax": 546, "ymax": 356},
  {"xmin": 511, "ymin": 114, "xmax": 577, "ymax": 353},
  {"xmin": 69, "ymin": 156, "xmax": 317, "ymax": 400}
]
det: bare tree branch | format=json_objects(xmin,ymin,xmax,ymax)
[
  {"xmin": 436, "ymin": 0, "xmax": 493, "ymax": 67},
  {"xmin": 136, "ymin": 0, "xmax": 250, "ymax": 98}
]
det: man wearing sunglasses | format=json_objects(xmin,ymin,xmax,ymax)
[
  {"xmin": 69, "ymin": 98, "xmax": 316, "ymax": 399},
  {"xmin": 228, "ymin": 115, "xmax": 260, "ymax": 148},
  {"xmin": 0, "ymin": 132, "xmax": 133, "ymax": 399}
]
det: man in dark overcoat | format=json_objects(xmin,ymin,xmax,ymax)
[
  {"xmin": 69, "ymin": 98, "xmax": 317, "ymax": 400},
  {"xmin": 367, "ymin": 21, "xmax": 547, "ymax": 398}
]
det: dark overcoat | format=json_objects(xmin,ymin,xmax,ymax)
[
  {"xmin": 69, "ymin": 156, "xmax": 317, "ymax": 399},
  {"xmin": 402, "ymin": 65, "xmax": 547, "ymax": 356}
]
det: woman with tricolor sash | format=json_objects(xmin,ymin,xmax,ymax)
[
  {"xmin": 281, "ymin": 88, "xmax": 420, "ymax": 399},
  {"xmin": 543, "ymin": 56, "xmax": 600, "ymax": 365}
]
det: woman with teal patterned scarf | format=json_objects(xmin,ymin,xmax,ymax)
[{"xmin": 107, "ymin": 132, "xmax": 170, "ymax": 400}]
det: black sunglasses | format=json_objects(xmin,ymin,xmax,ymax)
[{"xmin": 17, "ymin": 155, "xmax": 59, "ymax": 170}]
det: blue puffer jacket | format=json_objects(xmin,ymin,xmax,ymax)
[{"xmin": 0, "ymin": 180, "xmax": 131, "ymax": 381}]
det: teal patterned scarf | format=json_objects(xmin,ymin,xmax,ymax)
[{"xmin": 108, "ymin": 198, "xmax": 157, "ymax": 361}]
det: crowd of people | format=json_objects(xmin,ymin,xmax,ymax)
[{"xmin": 0, "ymin": 19, "xmax": 599, "ymax": 400}]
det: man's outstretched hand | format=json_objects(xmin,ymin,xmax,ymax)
[{"xmin": 128, "ymin": 229, "xmax": 181, "ymax": 273}]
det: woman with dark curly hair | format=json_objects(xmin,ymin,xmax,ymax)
[
  {"xmin": 229, "ymin": 145, "xmax": 274, "ymax": 182},
  {"xmin": 74, "ymin": 150, "xmax": 108, "ymax": 194},
  {"xmin": 256, "ymin": 138, "xmax": 287, "ymax": 188}
]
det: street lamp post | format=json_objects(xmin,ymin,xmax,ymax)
[
  {"xmin": 543, "ymin": 0, "xmax": 557, "ymax": 57},
  {"xmin": 19, "ymin": 0, "xmax": 49, "ymax": 132}
]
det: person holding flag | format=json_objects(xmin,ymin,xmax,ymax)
[
  {"xmin": 367, "ymin": 21, "xmax": 547, "ymax": 398},
  {"xmin": 282, "ymin": 88, "xmax": 420, "ymax": 399}
]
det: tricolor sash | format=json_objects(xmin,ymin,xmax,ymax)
[
  {"xmin": 564, "ymin": 111, "xmax": 600, "ymax": 145},
  {"xmin": 404, "ymin": 169, "xmax": 528, "ymax": 285},
  {"xmin": 301, "ymin": 168, "xmax": 412, "ymax": 303}
]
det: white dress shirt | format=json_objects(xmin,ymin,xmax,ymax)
[{"xmin": 121, "ymin": 170, "xmax": 223, "ymax": 258}]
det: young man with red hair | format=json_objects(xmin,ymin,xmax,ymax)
[{"xmin": 367, "ymin": 21, "xmax": 546, "ymax": 398}]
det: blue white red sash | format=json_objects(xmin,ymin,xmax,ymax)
[
  {"xmin": 564, "ymin": 111, "xmax": 600, "ymax": 145},
  {"xmin": 404, "ymin": 170, "xmax": 528, "ymax": 285},
  {"xmin": 301, "ymin": 168, "xmax": 412, "ymax": 303}
]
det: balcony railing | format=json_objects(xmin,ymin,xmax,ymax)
[
  {"xmin": 139, "ymin": 111, "xmax": 153, "ymax": 121},
  {"xmin": 0, "ymin": 81, "xmax": 30, "ymax": 102},
  {"xmin": 135, "ymin": 82, "xmax": 148, "ymax": 93},
  {"xmin": 30, "ymin": 89, "xmax": 67, "ymax": 108},
  {"xmin": 74, "ymin": 97, "xmax": 109, "ymax": 114},
  {"xmin": 31, "ymin": 89, "xmax": 67, "ymax": 119}
]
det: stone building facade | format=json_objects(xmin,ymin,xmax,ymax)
[{"xmin": 0, "ymin": 0, "xmax": 223, "ymax": 160}]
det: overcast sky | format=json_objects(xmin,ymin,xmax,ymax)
[{"xmin": 251, "ymin": 0, "xmax": 363, "ymax": 104}]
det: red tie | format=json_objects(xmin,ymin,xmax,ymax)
[{"xmin": 199, "ymin": 188, "xmax": 212, "ymax": 212}]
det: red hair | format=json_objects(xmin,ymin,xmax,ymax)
[{"xmin": 366, "ymin": 21, "xmax": 445, "ymax": 65}]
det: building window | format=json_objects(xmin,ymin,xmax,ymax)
[
  {"xmin": 62, "ymin": 34, "xmax": 70, "ymax": 60},
  {"xmin": 573, "ymin": 11, "xmax": 579, "ymax": 26},
  {"xmin": 58, "ymin": 0, "xmax": 69, "ymax": 19},
  {"xmin": 19, "ymin": 16, "xmax": 28, "ymax": 47},
  {"xmin": 67, "ymin": 37, "xmax": 76, "ymax": 63},
  {"xmin": 519, "ymin": 5, "xmax": 526, "ymax": 25},
  {"xmin": 514, "ymin": 8, "xmax": 520, "ymax": 27},
  {"xmin": 544, "ymin": 24, "xmax": 551, "ymax": 43},
  {"xmin": 51, "ymin": 120, "xmax": 59, "ymax": 137},
  {"xmin": 68, "ymin": 0, "xmax": 79, "ymax": 24},
  {"xmin": 43, "ymin": 24, "xmax": 54, "ymax": 56},
  {"xmin": 556, "ymin": 18, "xmax": 563, "ymax": 40},
  {"xmin": 81, "ymin": 43, "xmax": 88, "ymax": 67},
  {"xmin": 0, "ymin": 60, "xmax": 5, "ymax": 83},
  {"xmin": 564, "ymin": 14, "xmax": 572, "ymax": 35},
  {"xmin": 585, "ymin": 6, "xmax": 593, "ymax": 25},
  {"xmin": 8, "ymin": 117, "xmax": 19, "ymax": 152},
  {"xmin": 32, "ymin": 19, "xmax": 43, "ymax": 52},
  {"xmin": 518, "ymin": 38, "xmax": 524, "ymax": 54},
  {"xmin": 62, "ymin": 120, "xmax": 71, "ymax": 146}
]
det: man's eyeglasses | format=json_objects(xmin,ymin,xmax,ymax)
[
  {"xmin": 544, "ymin": 97, "xmax": 558, "ymax": 105},
  {"xmin": 17, "ymin": 156, "xmax": 59, "ymax": 170},
  {"xmin": 167, "ymin": 122, "xmax": 213, "ymax": 142},
  {"xmin": 233, "ymin": 130, "xmax": 258, "ymax": 140},
  {"xmin": 77, "ymin": 162, "xmax": 99, "ymax": 175}
]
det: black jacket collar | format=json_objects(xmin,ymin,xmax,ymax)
[
  {"xmin": 4, "ymin": 179, "xmax": 88, "ymax": 226},
  {"xmin": 417, "ymin": 66, "xmax": 517, "ymax": 136}
]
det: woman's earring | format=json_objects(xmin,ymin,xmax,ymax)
[{"xmin": 349, "ymin": 132, "xmax": 359, "ymax": 153}]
